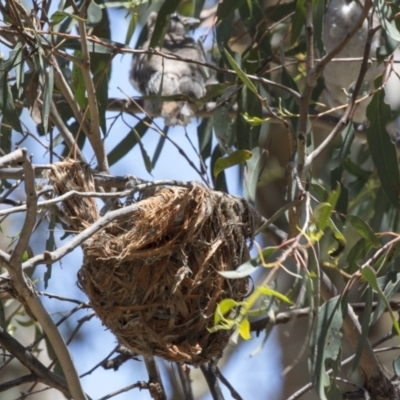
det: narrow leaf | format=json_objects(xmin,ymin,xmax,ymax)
[
  {"xmin": 214, "ymin": 150, "xmax": 252, "ymax": 177},
  {"xmin": 223, "ymin": 48, "xmax": 258, "ymax": 94},
  {"xmin": 346, "ymin": 215, "xmax": 381, "ymax": 249},
  {"xmin": 366, "ymin": 78, "xmax": 400, "ymax": 209}
]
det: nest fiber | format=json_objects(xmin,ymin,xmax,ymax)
[{"xmin": 49, "ymin": 160, "xmax": 257, "ymax": 364}]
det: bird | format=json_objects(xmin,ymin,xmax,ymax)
[
  {"xmin": 322, "ymin": 0, "xmax": 383, "ymax": 124},
  {"xmin": 130, "ymin": 12, "xmax": 210, "ymax": 126}
]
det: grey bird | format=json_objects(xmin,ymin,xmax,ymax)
[
  {"xmin": 322, "ymin": 0, "xmax": 383, "ymax": 124},
  {"xmin": 130, "ymin": 12, "xmax": 209, "ymax": 126}
]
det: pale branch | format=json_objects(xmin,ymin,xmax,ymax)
[
  {"xmin": 0, "ymin": 374, "xmax": 37, "ymax": 392},
  {"xmin": 176, "ymin": 363, "xmax": 194, "ymax": 400},
  {"xmin": 0, "ymin": 149, "xmax": 88, "ymax": 400},
  {"xmin": 249, "ymin": 300, "xmax": 400, "ymax": 332},
  {"xmin": 144, "ymin": 356, "xmax": 166, "ymax": 400},
  {"xmin": 52, "ymin": 56, "xmax": 92, "ymax": 136},
  {"xmin": 0, "ymin": 326, "xmax": 71, "ymax": 397},
  {"xmin": 74, "ymin": 0, "xmax": 108, "ymax": 173},
  {"xmin": 97, "ymin": 382, "xmax": 150, "ymax": 400},
  {"xmin": 49, "ymin": 101, "xmax": 87, "ymax": 163}
]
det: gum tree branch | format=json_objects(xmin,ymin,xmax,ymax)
[
  {"xmin": 0, "ymin": 149, "xmax": 88, "ymax": 400},
  {"xmin": 75, "ymin": 0, "xmax": 108, "ymax": 173},
  {"xmin": 0, "ymin": 327, "xmax": 71, "ymax": 397}
]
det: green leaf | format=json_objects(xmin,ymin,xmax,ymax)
[
  {"xmin": 362, "ymin": 266, "xmax": 400, "ymax": 336},
  {"xmin": 217, "ymin": 0, "xmax": 245, "ymax": 20},
  {"xmin": 44, "ymin": 216, "xmax": 56, "ymax": 289},
  {"xmin": 214, "ymin": 299, "xmax": 238, "ymax": 325},
  {"xmin": 197, "ymin": 118, "xmax": 213, "ymax": 161},
  {"xmin": 239, "ymin": 318, "xmax": 251, "ymax": 340},
  {"xmin": 394, "ymin": 355, "xmax": 400, "ymax": 378},
  {"xmin": 86, "ymin": 0, "xmax": 103, "ymax": 27},
  {"xmin": 352, "ymin": 287, "xmax": 373, "ymax": 373},
  {"xmin": 291, "ymin": 0, "xmax": 305, "ymax": 44},
  {"xmin": 257, "ymin": 286, "xmax": 293, "ymax": 304},
  {"xmin": 346, "ymin": 215, "xmax": 381, "ymax": 249},
  {"xmin": 243, "ymin": 146, "xmax": 267, "ymax": 205},
  {"xmin": 346, "ymin": 238, "xmax": 372, "ymax": 273},
  {"xmin": 42, "ymin": 65, "xmax": 53, "ymax": 133},
  {"xmin": 309, "ymin": 296, "xmax": 343, "ymax": 400},
  {"xmin": 214, "ymin": 150, "xmax": 252, "ymax": 177},
  {"xmin": 132, "ymin": 129, "xmax": 152, "ymax": 174},
  {"xmin": 242, "ymin": 112, "xmax": 269, "ymax": 127},
  {"xmin": 108, "ymin": 118, "xmax": 151, "ymax": 166},
  {"xmin": 152, "ymin": 127, "xmax": 168, "ymax": 168},
  {"xmin": 219, "ymin": 247, "xmax": 277, "ymax": 278},
  {"xmin": 366, "ymin": 78, "xmax": 400, "ymax": 209},
  {"xmin": 223, "ymin": 48, "xmax": 258, "ymax": 95},
  {"xmin": 71, "ymin": 52, "xmax": 87, "ymax": 109},
  {"xmin": 211, "ymin": 146, "xmax": 228, "ymax": 192},
  {"xmin": 50, "ymin": 10, "xmax": 68, "ymax": 25},
  {"xmin": 0, "ymin": 70, "xmax": 23, "ymax": 133},
  {"xmin": 374, "ymin": 0, "xmax": 400, "ymax": 42}
]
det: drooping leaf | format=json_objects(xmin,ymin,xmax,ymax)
[
  {"xmin": 257, "ymin": 286, "xmax": 293, "ymax": 304},
  {"xmin": 346, "ymin": 215, "xmax": 382, "ymax": 249},
  {"xmin": 42, "ymin": 65, "xmax": 54, "ymax": 133},
  {"xmin": 107, "ymin": 117, "xmax": 151, "ymax": 166},
  {"xmin": 239, "ymin": 318, "xmax": 251, "ymax": 340},
  {"xmin": 374, "ymin": 0, "xmax": 400, "ymax": 42},
  {"xmin": 309, "ymin": 296, "xmax": 343, "ymax": 400},
  {"xmin": 217, "ymin": 0, "xmax": 245, "ymax": 20},
  {"xmin": 366, "ymin": 78, "xmax": 400, "ymax": 209},
  {"xmin": 219, "ymin": 247, "xmax": 277, "ymax": 278},
  {"xmin": 214, "ymin": 150, "xmax": 252, "ymax": 178},
  {"xmin": 243, "ymin": 146, "xmax": 267, "ymax": 205},
  {"xmin": 214, "ymin": 299, "xmax": 238, "ymax": 325},
  {"xmin": 211, "ymin": 146, "xmax": 228, "ymax": 192},
  {"xmin": 44, "ymin": 216, "xmax": 56, "ymax": 289},
  {"xmin": 223, "ymin": 48, "xmax": 258, "ymax": 95},
  {"xmin": 346, "ymin": 238, "xmax": 372, "ymax": 273},
  {"xmin": 362, "ymin": 266, "xmax": 400, "ymax": 335},
  {"xmin": 291, "ymin": 0, "xmax": 305, "ymax": 45},
  {"xmin": 351, "ymin": 287, "xmax": 373, "ymax": 373},
  {"xmin": 86, "ymin": 0, "xmax": 103, "ymax": 27}
]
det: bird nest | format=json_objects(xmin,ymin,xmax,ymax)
[{"xmin": 48, "ymin": 160, "xmax": 258, "ymax": 364}]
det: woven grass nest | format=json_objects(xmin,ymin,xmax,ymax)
[{"xmin": 48, "ymin": 160, "xmax": 258, "ymax": 365}]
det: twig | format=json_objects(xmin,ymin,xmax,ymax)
[
  {"xmin": 200, "ymin": 361, "xmax": 224, "ymax": 400},
  {"xmin": 0, "ymin": 326, "xmax": 71, "ymax": 397},
  {"xmin": 76, "ymin": 0, "xmax": 108, "ymax": 173},
  {"xmin": 176, "ymin": 363, "xmax": 194, "ymax": 400},
  {"xmin": 97, "ymin": 382, "xmax": 149, "ymax": 400},
  {"xmin": 215, "ymin": 366, "xmax": 243, "ymax": 400},
  {"xmin": 144, "ymin": 356, "xmax": 166, "ymax": 400},
  {"xmin": 0, "ymin": 149, "xmax": 88, "ymax": 400}
]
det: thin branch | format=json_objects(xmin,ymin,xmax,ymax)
[
  {"xmin": 176, "ymin": 363, "xmax": 194, "ymax": 400},
  {"xmin": 0, "ymin": 326, "xmax": 71, "ymax": 397},
  {"xmin": 50, "ymin": 101, "xmax": 86, "ymax": 162},
  {"xmin": 0, "ymin": 149, "xmax": 88, "ymax": 400},
  {"xmin": 76, "ymin": 0, "xmax": 108, "ymax": 173},
  {"xmin": 97, "ymin": 382, "xmax": 149, "ymax": 400},
  {"xmin": 200, "ymin": 361, "xmax": 224, "ymax": 400},
  {"xmin": 215, "ymin": 366, "xmax": 243, "ymax": 400},
  {"xmin": 144, "ymin": 356, "xmax": 166, "ymax": 400}
]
